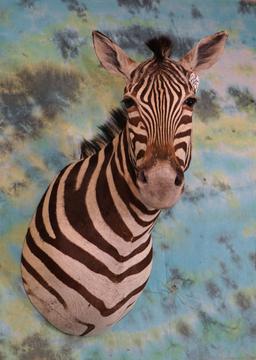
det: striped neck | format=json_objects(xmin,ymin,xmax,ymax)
[{"xmin": 110, "ymin": 128, "xmax": 160, "ymax": 239}]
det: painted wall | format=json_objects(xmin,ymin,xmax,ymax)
[{"xmin": 0, "ymin": 1, "xmax": 255, "ymax": 359}]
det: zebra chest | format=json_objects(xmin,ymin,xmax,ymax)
[
  {"xmin": 22, "ymin": 160, "xmax": 154, "ymax": 335},
  {"xmin": 51, "ymin": 225, "xmax": 153, "ymax": 303},
  {"xmin": 42, "ymin": 229, "xmax": 152, "ymax": 335},
  {"xmin": 54, "ymin": 182, "xmax": 154, "ymax": 302}
]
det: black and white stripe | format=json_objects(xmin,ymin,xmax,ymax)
[{"xmin": 21, "ymin": 126, "xmax": 159, "ymax": 336}]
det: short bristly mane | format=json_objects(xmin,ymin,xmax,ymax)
[
  {"xmin": 80, "ymin": 108, "xmax": 128, "ymax": 158},
  {"xmin": 146, "ymin": 36, "xmax": 172, "ymax": 60}
]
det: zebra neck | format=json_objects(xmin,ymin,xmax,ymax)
[{"xmin": 108, "ymin": 131, "xmax": 160, "ymax": 240}]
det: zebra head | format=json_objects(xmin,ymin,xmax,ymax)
[{"xmin": 93, "ymin": 30, "xmax": 228, "ymax": 209}]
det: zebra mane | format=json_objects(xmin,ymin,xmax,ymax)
[
  {"xmin": 80, "ymin": 108, "xmax": 128, "ymax": 158},
  {"xmin": 146, "ymin": 36, "xmax": 172, "ymax": 60}
]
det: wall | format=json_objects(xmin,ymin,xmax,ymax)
[{"xmin": 0, "ymin": 0, "xmax": 255, "ymax": 359}]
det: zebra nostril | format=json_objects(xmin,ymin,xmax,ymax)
[
  {"xmin": 138, "ymin": 170, "xmax": 148, "ymax": 184},
  {"xmin": 175, "ymin": 174, "xmax": 183, "ymax": 187}
]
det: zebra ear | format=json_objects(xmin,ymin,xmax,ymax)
[
  {"xmin": 179, "ymin": 31, "xmax": 228, "ymax": 73},
  {"xmin": 92, "ymin": 31, "xmax": 137, "ymax": 80}
]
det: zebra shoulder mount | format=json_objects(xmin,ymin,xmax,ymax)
[{"xmin": 21, "ymin": 29, "xmax": 228, "ymax": 336}]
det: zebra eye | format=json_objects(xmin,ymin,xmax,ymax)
[
  {"xmin": 184, "ymin": 97, "xmax": 197, "ymax": 108},
  {"xmin": 122, "ymin": 97, "xmax": 136, "ymax": 109}
]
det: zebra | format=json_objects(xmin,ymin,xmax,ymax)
[{"xmin": 21, "ymin": 30, "xmax": 228, "ymax": 336}]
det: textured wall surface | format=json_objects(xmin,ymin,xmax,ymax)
[{"xmin": 0, "ymin": 1, "xmax": 256, "ymax": 359}]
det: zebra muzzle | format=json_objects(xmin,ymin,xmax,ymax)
[{"xmin": 136, "ymin": 161, "xmax": 184, "ymax": 209}]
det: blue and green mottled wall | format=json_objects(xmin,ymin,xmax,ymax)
[{"xmin": 0, "ymin": 1, "xmax": 255, "ymax": 359}]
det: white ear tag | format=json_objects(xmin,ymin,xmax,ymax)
[{"xmin": 189, "ymin": 72, "xmax": 200, "ymax": 93}]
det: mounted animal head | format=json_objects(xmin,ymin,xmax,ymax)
[{"xmin": 93, "ymin": 30, "xmax": 228, "ymax": 209}]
